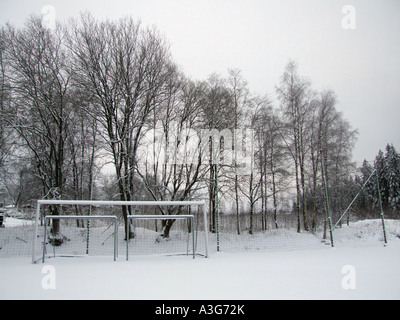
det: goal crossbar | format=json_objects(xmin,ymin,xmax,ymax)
[
  {"xmin": 33, "ymin": 200, "xmax": 209, "ymax": 263},
  {"xmin": 36, "ymin": 200, "xmax": 206, "ymax": 206}
]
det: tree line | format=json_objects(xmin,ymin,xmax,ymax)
[
  {"xmin": 1, "ymin": 13, "xmax": 395, "ymax": 242},
  {"xmin": 356, "ymin": 144, "xmax": 400, "ymax": 216}
]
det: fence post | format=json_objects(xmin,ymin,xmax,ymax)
[
  {"xmin": 203, "ymin": 203, "xmax": 209, "ymax": 258},
  {"xmin": 375, "ymin": 170, "xmax": 388, "ymax": 246},
  {"xmin": 321, "ymin": 157, "xmax": 334, "ymax": 247}
]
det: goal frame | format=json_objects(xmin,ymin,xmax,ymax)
[
  {"xmin": 33, "ymin": 200, "xmax": 209, "ymax": 263},
  {"xmin": 126, "ymin": 215, "xmax": 195, "ymax": 261},
  {"xmin": 42, "ymin": 215, "xmax": 118, "ymax": 263}
]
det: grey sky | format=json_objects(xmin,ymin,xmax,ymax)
[{"xmin": 1, "ymin": 0, "xmax": 399, "ymax": 165}]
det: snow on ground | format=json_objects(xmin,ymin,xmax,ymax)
[
  {"xmin": 1, "ymin": 218, "xmax": 400, "ymax": 300},
  {"xmin": 3, "ymin": 216, "xmax": 35, "ymax": 228},
  {"xmin": 1, "ymin": 243, "xmax": 400, "ymax": 300}
]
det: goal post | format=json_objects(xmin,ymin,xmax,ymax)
[{"xmin": 32, "ymin": 200, "xmax": 209, "ymax": 263}]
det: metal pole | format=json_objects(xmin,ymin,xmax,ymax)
[
  {"xmin": 375, "ymin": 170, "xmax": 388, "ymax": 245},
  {"xmin": 203, "ymin": 204, "xmax": 209, "ymax": 258},
  {"xmin": 321, "ymin": 157, "xmax": 334, "ymax": 247},
  {"xmin": 32, "ymin": 202, "xmax": 41, "ymax": 263},
  {"xmin": 191, "ymin": 216, "xmax": 195, "ymax": 259},
  {"xmin": 38, "ymin": 200, "xmax": 206, "ymax": 206},
  {"xmin": 333, "ymin": 169, "xmax": 377, "ymax": 230},
  {"xmin": 86, "ymin": 204, "xmax": 91, "ymax": 255},
  {"xmin": 126, "ymin": 215, "xmax": 129, "ymax": 261},
  {"xmin": 42, "ymin": 216, "xmax": 48, "ymax": 263},
  {"xmin": 114, "ymin": 217, "xmax": 118, "ymax": 261},
  {"xmin": 215, "ymin": 164, "xmax": 220, "ymax": 252}
]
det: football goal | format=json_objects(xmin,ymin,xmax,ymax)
[
  {"xmin": 41, "ymin": 215, "xmax": 118, "ymax": 263},
  {"xmin": 126, "ymin": 214, "xmax": 195, "ymax": 261},
  {"xmin": 32, "ymin": 200, "xmax": 209, "ymax": 263}
]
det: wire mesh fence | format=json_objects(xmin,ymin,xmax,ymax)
[
  {"xmin": 0, "ymin": 220, "xmax": 35, "ymax": 257},
  {"xmin": 1, "ymin": 204, "xmax": 399, "ymax": 260},
  {"xmin": 208, "ymin": 209, "xmax": 399, "ymax": 253}
]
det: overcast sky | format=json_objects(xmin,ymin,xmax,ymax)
[{"xmin": 1, "ymin": 0, "xmax": 399, "ymax": 166}]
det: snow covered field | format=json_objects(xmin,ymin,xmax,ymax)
[
  {"xmin": 1, "ymin": 218, "xmax": 400, "ymax": 300},
  {"xmin": 1, "ymin": 242, "xmax": 399, "ymax": 300}
]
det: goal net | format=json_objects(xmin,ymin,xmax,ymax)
[
  {"xmin": 41, "ymin": 215, "xmax": 118, "ymax": 263},
  {"xmin": 32, "ymin": 200, "xmax": 209, "ymax": 263},
  {"xmin": 126, "ymin": 214, "xmax": 196, "ymax": 260}
]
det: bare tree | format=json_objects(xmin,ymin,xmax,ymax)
[
  {"xmin": 137, "ymin": 77, "xmax": 207, "ymax": 238},
  {"xmin": 308, "ymin": 90, "xmax": 336, "ymax": 229},
  {"xmin": 201, "ymin": 73, "xmax": 236, "ymax": 232},
  {"xmin": 239, "ymin": 101, "xmax": 260, "ymax": 234},
  {"xmin": 276, "ymin": 60, "xmax": 313, "ymax": 232},
  {"xmin": 68, "ymin": 13, "xmax": 174, "ymax": 239},
  {"xmin": 3, "ymin": 17, "xmax": 105, "ymax": 230},
  {"xmin": 323, "ymin": 106, "xmax": 357, "ymax": 229},
  {"xmin": 254, "ymin": 100, "xmax": 291, "ymax": 230},
  {"xmin": 66, "ymin": 88, "xmax": 101, "ymax": 226},
  {"xmin": 0, "ymin": 27, "xmax": 15, "ymax": 185},
  {"xmin": 227, "ymin": 69, "xmax": 249, "ymax": 234},
  {"xmin": 5, "ymin": 17, "xmax": 74, "ymax": 244},
  {"xmin": 307, "ymin": 89, "xmax": 358, "ymax": 232}
]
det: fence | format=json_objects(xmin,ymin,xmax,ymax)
[{"xmin": 1, "ymin": 204, "xmax": 399, "ymax": 260}]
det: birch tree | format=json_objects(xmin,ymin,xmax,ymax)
[
  {"xmin": 276, "ymin": 60, "xmax": 312, "ymax": 232},
  {"xmin": 255, "ymin": 102, "xmax": 290, "ymax": 230},
  {"xmin": 201, "ymin": 74, "xmax": 235, "ymax": 232},
  {"xmin": 227, "ymin": 69, "xmax": 249, "ymax": 234}
]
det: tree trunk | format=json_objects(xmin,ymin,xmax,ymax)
[
  {"xmin": 48, "ymin": 204, "xmax": 63, "ymax": 246},
  {"xmin": 159, "ymin": 219, "xmax": 176, "ymax": 239},
  {"xmin": 235, "ymin": 173, "xmax": 240, "ymax": 235}
]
